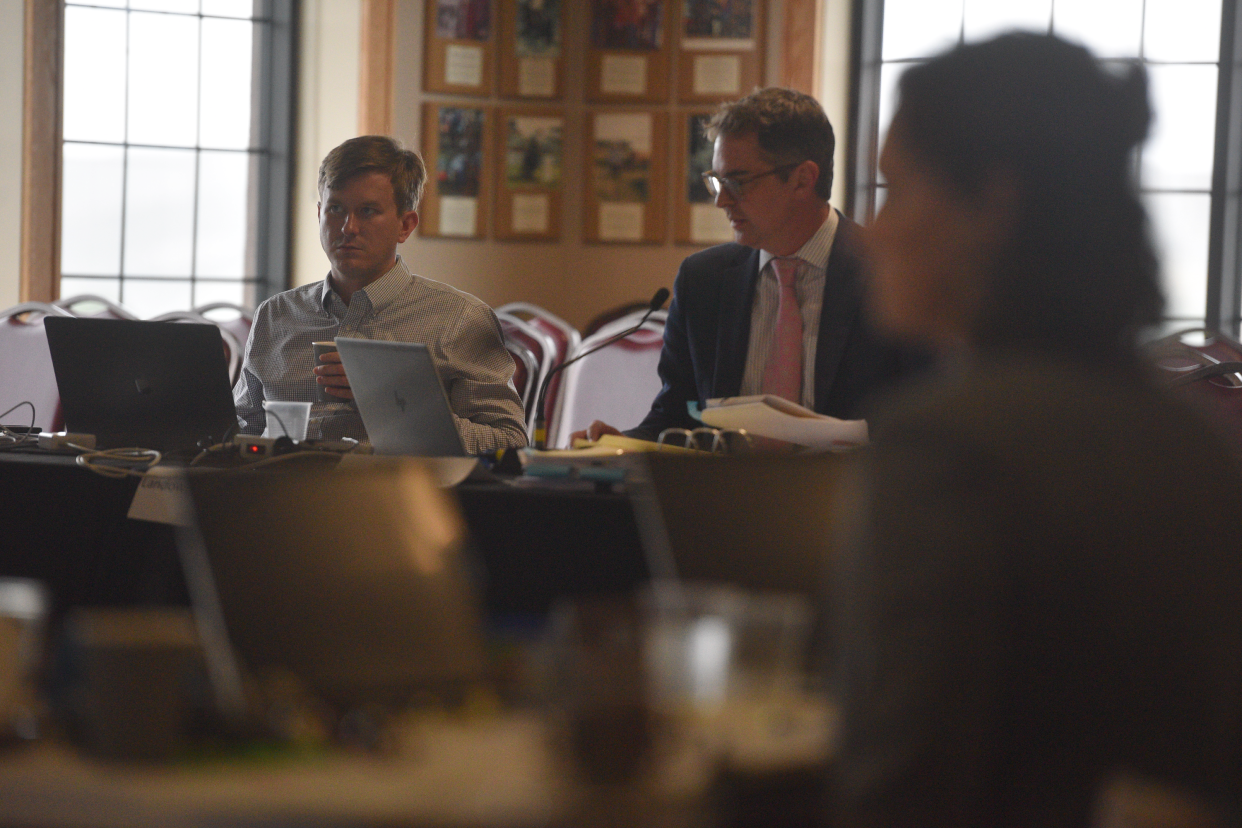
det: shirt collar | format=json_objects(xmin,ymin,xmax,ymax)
[
  {"xmin": 318, "ymin": 256, "xmax": 414, "ymax": 313},
  {"xmin": 758, "ymin": 209, "xmax": 839, "ymax": 276}
]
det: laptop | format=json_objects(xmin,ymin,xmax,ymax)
[
  {"xmin": 630, "ymin": 452, "xmax": 843, "ymax": 597},
  {"xmin": 334, "ymin": 338, "xmax": 466, "ymax": 456},
  {"xmin": 43, "ymin": 317, "xmax": 237, "ymax": 453},
  {"xmin": 178, "ymin": 460, "xmax": 485, "ymax": 716}
]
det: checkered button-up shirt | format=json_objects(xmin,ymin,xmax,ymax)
[{"xmin": 233, "ymin": 257, "xmax": 527, "ymax": 453}]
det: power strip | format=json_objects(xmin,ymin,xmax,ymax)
[
  {"xmin": 234, "ymin": 435, "xmax": 280, "ymax": 458},
  {"xmin": 37, "ymin": 431, "xmax": 97, "ymax": 450}
]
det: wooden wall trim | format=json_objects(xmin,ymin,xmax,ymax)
[
  {"xmin": 781, "ymin": 0, "xmax": 821, "ymax": 94},
  {"xmin": 358, "ymin": 0, "xmax": 395, "ymax": 136},
  {"xmin": 21, "ymin": 0, "xmax": 62, "ymax": 303}
]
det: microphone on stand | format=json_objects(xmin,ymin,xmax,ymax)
[{"xmin": 533, "ymin": 287, "xmax": 670, "ymax": 450}]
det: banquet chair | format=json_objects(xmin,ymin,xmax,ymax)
[
  {"xmin": 148, "ymin": 311, "xmax": 244, "ymax": 387},
  {"xmin": 498, "ymin": 312, "xmax": 558, "ymax": 414},
  {"xmin": 0, "ymin": 302, "xmax": 72, "ymax": 433},
  {"xmin": 547, "ymin": 309, "xmax": 667, "ymax": 448},
  {"xmin": 505, "ymin": 340, "xmax": 539, "ymax": 440},
  {"xmin": 53, "ymin": 294, "xmax": 140, "ymax": 320},
  {"xmin": 497, "ymin": 302, "xmax": 581, "ymax": 428},
  {"xmin": 193, "ymin": 302, "xmax": 254, "ymax": 352}
]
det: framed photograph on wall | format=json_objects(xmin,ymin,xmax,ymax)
[
  {"xmin": 495, "ymin": 107, "xmax": 564, "ymax": 239},
  {"xmin": 498, "ymin": 0, "xmax": 565, "ymax": 98},
  {"xmin": 424, "ymin": 0, "xmax": 496, "ymax": 96},
  {"xmin": 675, "ymin": 109, "xmax": 734, "ymax": 244},
  {"xmin": 676, "ymin": 0, "xmax": 764, "ymax": 103},
  {"xmin": 586, "ymin": 0, "xmax": 673, "ymax": 102},
  {"xmin": 583, "ymin": 109, "xmax": 668, "ymax": 243},
  {"xmin": 420, "ymin": 103, "xmax": 492, "ymax": 238}
]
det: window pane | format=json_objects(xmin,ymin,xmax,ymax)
[
  {"xmin": 61, "ymin": 143, "xmax": 124, "ymax": 277},
  {"xmin": 882, "ymin": 0, "xmax": 962, "ymax": 60},
  {"xmin": 1145, "ymin": 193, "xmax": 1210, "ymax": 322},
  {"xmin": 963, "ymin": 0, "xmax": 1051, "ymax": 42},
  {"xmin": 59, "ymin": 277, "xmax": 121, "ymax": 304},
  {"xmin": 202, "ymin": 0, "xmax": 255, "ymax": 18},
  {"xmin": 1143, "ymin": 64, "xmax": 1218, "ymax": 191},
  {"xmin": 200, "ymin": 18, "xmax": 254, "ymax": 150},
  {"xmin": 120, "ymin": 280, "xmax": 194, "ymax": 319},
  {"xmin": 876, "ymin": 62, "xmax": 914, "ymax": 183},
  {"xmin": 1144, "ymin": 0, "xmax": 1222, "ymax": 62},
  {"xmin": 197, "ymin": 151, "xmax": 252, "ymax": 278},
  {"xmin": 63, "ymin": 7, "xmax": 126, "ymax": 143},
  {"xmin": 130, "ymin": 0, "xmax": 199, "ymax": 12},
  {"xmin": 128, "ymin": 12, "xmax": 199, "ymax": 147},
  {"xmin": 124, "ymin": 148, "xmax": 197, "ymax": 277},
  {"xmin": 193, "ymin": 280, "xmax": 249, "ymax": 309},
  {"xmin": 1052, "ymin": 0, "xmax": 1143, "ymax": 58}
]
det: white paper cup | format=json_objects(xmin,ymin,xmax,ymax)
[{"xmin": 263, "ymin": 400, "xmax": 312, "ymax": 441}]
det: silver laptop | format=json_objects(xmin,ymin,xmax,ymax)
[
  {"xmin": 334, "ymin": 338, "xmax": 466, "ymax": 456},
  {"xmin": 178, "ymin": 460, "xmax": 485, "ymax": 716}
]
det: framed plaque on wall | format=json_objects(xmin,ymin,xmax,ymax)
[
  {"xmin": 420, "ymin": 103, "xmax": 493, "ymax": 238},
  {"xmin": 494, "ymin": 107, "xmax": 564, "ymax": 240},
  {"xmin": 583, "ymin": 109, "xmax": 669, "ymax": 243},
  {"xmin": 676, "ymin": 0, "xmax": 764, "ymax": 103},
  {"xmin": 674, "ymin": 109, "xmax": 734, "ymax": 244},
  {"xmin": 586, "ymin": 0, "xmax": 673, "ymax": 103},
  {"xmin": 497, "ymin": 0, "xmax": 566, "ymax": 99},
  {"xmin": 424, "ymin": 0, "xmax": 497, "ymax": 96}
]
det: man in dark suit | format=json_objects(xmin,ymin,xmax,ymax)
[{"xmin": 576, "ymin": 88, "xmax": 917, "ymax": 443}]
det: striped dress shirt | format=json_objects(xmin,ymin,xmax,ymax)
[
  {"xmin": 740, "ymin": 209, "xmax": 840, "ymax": 408},
  {"xmin": 233, "ymin": 257, "xmax": 527, "ymax": 454}
]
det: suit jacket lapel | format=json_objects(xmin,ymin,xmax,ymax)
[
  {"xmin": 714, "ymin": 247, "xmax": 761, "ymax": 397},
  {"xmin": 813, "ymin": 215, "xmax": 864, "ymax": 412}
]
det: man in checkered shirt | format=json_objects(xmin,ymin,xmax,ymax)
[{"xmin": 233, "ymin": 136, "xmax": 527, "ymax": 454}]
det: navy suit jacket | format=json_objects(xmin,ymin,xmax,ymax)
[{"xmin": 627, "ymin": 213, "xmax": 921, "ymax": 440}]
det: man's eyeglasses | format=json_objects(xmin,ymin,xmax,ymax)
[{"xmin": 701, "ymin": 162, "xmax": 801, "ymax": 200}]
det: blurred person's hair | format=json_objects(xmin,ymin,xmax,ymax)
[
  {"xmin": 706, "ymin": 87, "xmax": 836, "ymax": 200},
  {"xmin": 893, "ymin": 32, "xmax": 1163, "ymax": 359},
  {"xmin": 318, "ymin": 135, "xmax": 427, "ymax": 214}
]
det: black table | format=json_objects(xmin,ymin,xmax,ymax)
[{"xmin": 0, "ymin": 451, "xmax": 648, "ymax": 624}]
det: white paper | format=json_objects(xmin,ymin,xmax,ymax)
[
  {"xmin": 445, "ymin": 44, "xmax": 484, "ymax": 87},
  {"xmin": 127, "ymin": 466, "xmax": 195, "ymax": 526},
  {"xmin": 600, "ymin": 54, "xmax": 647, "ymax": 95},
  {"xmin": 691, "ymin": 203, "xmax": 734, "ymax": 242},
  {"xmin": 599, "ymin": 202, "xmax": 644, "ymax": 241},
  {"xmin": 594, "ymin": 112, "xmax": 652, "ymax": 153},
  {"xmin": 518, "ymin": 57, "xmax": 556, "ymax": 96},
  {"xmin": 700, "ymin": 395, "xmax": 869, "ymax": 449},
  {"xmin": 511, "ymin": 193, "xmax": 550, "ymax": 233},
  {"xmin": 681, "ymin": 37, "xmax": 756, "ymax": 51},
  {"xmin": 693, "ymin": 54, "xmax": 741, "ymax": 95},
  {"xmin": 438, "ymin": 195, "xmax": 477, "ymax": 236}
]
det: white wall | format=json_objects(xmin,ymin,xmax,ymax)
[
  {"xmin": 292, "ymin": 0, "xmax": 362, "ymax": 288},
  {"xmin": 0, "ymin": 3, "xmax": 25, "ymax": 308}
]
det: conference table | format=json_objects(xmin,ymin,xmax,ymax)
[{"xmin": 0, "ymin": 449, "xmax": 831, "ymax": 828}]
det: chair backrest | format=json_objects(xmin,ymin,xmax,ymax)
[
  {"xmin": 54, "ymin": 294, "xmax": 140, "ymax": 320},
  {"xmin": 548, "ymin": 309, "xmax": 667, "ymax": 448},
  {"xmin": 194, "ymin": 302, "xmax": 254, "ymax": 352},
  {"xmin": 497, "ymin": 303, "xmax": 582, "ymax": 434},
  {"xmin": 148, "ymin": 311, "xmax": 244, "ymax": 388},
  {"xmin": 0, "ymin": 303, "xmax": 71, "ymax": 432},
  {"xmin": 505, "ymin": 340, "xmax": 539, "ymax": 440},
  {"xmin": 498, "ymin": 312, "xmax": 558, "ymax": 418}
]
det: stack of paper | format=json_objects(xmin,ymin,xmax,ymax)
[{"xmin": 698, "ymin": 395, "xmax": 868, "ymax": 450}]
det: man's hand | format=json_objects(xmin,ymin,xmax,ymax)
[
  {"xmin": 569, "ymin": 420, "xmax": 623, "ymax": 444},
  {"xmin": 314, "ymin": 350, "xmax": 354, "ymax": 400}
]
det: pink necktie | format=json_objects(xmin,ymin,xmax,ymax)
[{"xmin": 761, "ymin": 257, "xmax": 803, "ymax": 403}]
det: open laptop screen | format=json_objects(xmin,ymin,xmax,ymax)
[{"xmin": 44, "ymin": 317, "xmax": 237, "ymax": 452}]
